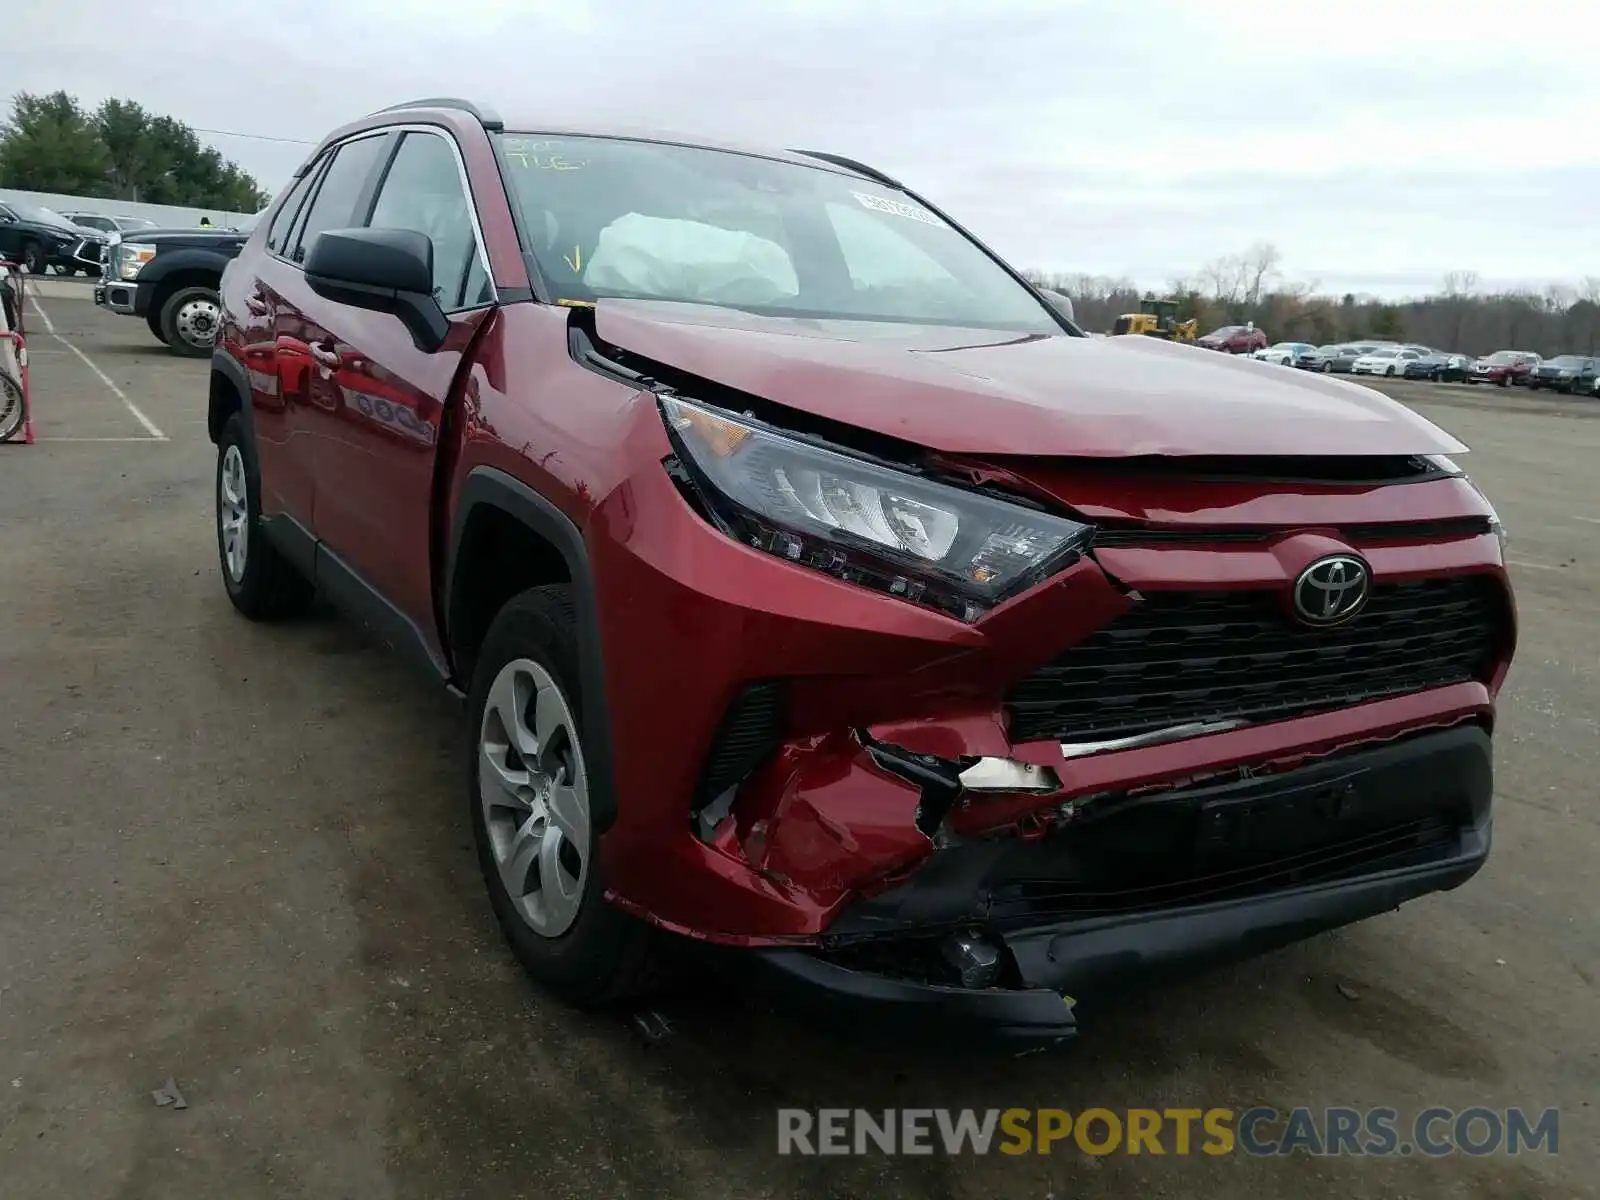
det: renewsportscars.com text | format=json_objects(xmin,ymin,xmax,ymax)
[{"xmin": 777, "ymin": 1106, "xmax": 1559, "ymax": 1157}]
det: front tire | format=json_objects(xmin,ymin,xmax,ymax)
[
  {"xmin": 146, "ymin": 310, "xmax": 169, "ymax": 345},
  {"xmin": 216, "ymin": 414, "xmax": 314, "ymax": 620},
  {"xmin": 468, "ymin": 586, "xmax": 658, "ymax": 1007},
  {"xmin": 20, "ymin": 241, "xmax": 46, "ymax": 275},
  {"xmin": 1385, "ymin": 365, "xmax": 1396, "ymax": 376},
  {"xmin": 160, "ymin": 284, "xmax": 222, "ymax": 358}
]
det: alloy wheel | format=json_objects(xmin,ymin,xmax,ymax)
[
  {"xmin": 478, "ymin": 658, "xmax": 591, "ymax": 938},
  {"xmin": 219, "ymin": 444, "xmax": 249, "ymax": 582}
]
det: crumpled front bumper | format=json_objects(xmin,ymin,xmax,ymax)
[{"xmin": 741, "ymin": 724, "xmax": 1494, "ymax": 1049}]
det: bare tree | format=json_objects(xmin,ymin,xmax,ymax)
[
  {"xmin": 1441, "ymin": 270, "xmax": 1480, "ymax": 298},
  {"xmin": 1241, "ymin": 242, "xmax": 1282, "ymax": 305}
]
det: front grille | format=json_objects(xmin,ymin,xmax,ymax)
[
  {"xmin": 1006, "ymin": 575, "xmax": 1503, "ymax": 743},
  {"xmin": 987, "ymin": 816, "xmax": 1460, "ymax": 922}
]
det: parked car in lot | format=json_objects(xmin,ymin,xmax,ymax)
[
  {"xmin": 1404, "ymin": 352, "xmax": 1471, "ymax": 382},
  {"xmin": 1468, "ymin": 350, "xmax": 1541, "ymax": 386},
  {"xmin": 0, "ymin": 199, "xmax": 108, "ymax": 276},
  {"xmin": 1351, "ymin": 346, "xmax": 1424, "ymax": 377},
  {"xmin": 94, "ymin": 216, "xmax": 259, "ymax": 356},
  {"xmin": 1252, "ymin": 340, "xmax": 1317, "ymax": 366},
  {"xmin": 209, "ymin": 99, "xmax": 1515, "ymax": 1047},
  {"xmin": 1319, "ymin": 343, "xmax": 1368, "ymax": 373},
  {"xmin": 1197, "ymin": 323, "xmax": 1268, "ymax": 354},
  {"xmin": 59, "ymin": 212, "xmax": 160, "ymax": 238},
  {"xmin": 1527, "ymin": 354, "xmax": 1599, "ymax": 393}
]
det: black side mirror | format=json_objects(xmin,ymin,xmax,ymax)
[
  {"xmin": 1040, "ymin": 288, "xmax": 1075, "ymax": 324},
  {"xmin": 304, "ymin": 227, "xmax": 447, "ymax": 352}
]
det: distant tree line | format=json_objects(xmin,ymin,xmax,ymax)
[
  {"xmin": 0, "ymin": 91, "xmax": 270, "ymax": 212},
  {"xmin": 1028, "ymin": 242, "xmax": 1600, "ymax": 358}
]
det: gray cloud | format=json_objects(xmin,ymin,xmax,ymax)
[{"xmin": 12, "ymin": 0, "xmax": 1598, "ymax": 296}]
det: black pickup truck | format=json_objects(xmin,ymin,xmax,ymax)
[{"xmin": 95, "ymin": 219, "xmax": 257, "ymax": 356}]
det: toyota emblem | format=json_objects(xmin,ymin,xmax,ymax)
[{"xmin": 1292, "ymin": 555, "xmax": 1371, "ymax": 625}]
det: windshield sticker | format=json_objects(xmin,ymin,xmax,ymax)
[
  {"xmin": 504, "ymin": 139, "xmax": 588, "ymax": 171},
  {"xmin": 851, "ymin": 191, "xmax": 941, "ymax": 226}
]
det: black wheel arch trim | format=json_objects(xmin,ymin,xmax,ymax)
[
  {"xmin": 209, "ymin": 348, "xmax": 256, "ymax": 448},
  {"xmin": 447, "ymin": 466, "xmax": 619, "ymax": 833}
]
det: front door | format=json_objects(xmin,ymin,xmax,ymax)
[{"xmin": 297, "ymin": 128, "xmax": 496, "ymax": 641}]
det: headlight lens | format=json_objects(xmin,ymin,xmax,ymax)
[
  {"xmin": 660, "ymin": 396, "xmax": 1094, "ymax": 621},
  {"xmin": 117, "ymin": 243, "xmax": 157, "ymax": 280}
]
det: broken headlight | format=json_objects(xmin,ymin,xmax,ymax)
[{"xmin": 660, "ymin": 396, "xmax": 1094, "ymax": 621}]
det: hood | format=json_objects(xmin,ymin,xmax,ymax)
[{"xmin": 593, "ymin": 302, "xmax": 1466, "ymax": 457}]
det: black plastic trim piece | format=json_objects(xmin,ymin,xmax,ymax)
[
  {"xmin": 743, "ymin": 946, "xmax": 1081, "ymax": 1051},
  {"xmin": 315, "ymin": 540, "xmax": 452, "ymax": 685},
  {"xmin": 257, "ymin": 511, "xmax": 317, "ymax": 582},
  {"xmin": 446, "ymin": 467, "xmax": 619, "ymax": 833},
  {"xmin": 788, "ymin": 149, "xmax": 903, "ymax": 188},
  {"xmin": 208, "ymin": 349, "xmax": 254, "ymax": 447}
]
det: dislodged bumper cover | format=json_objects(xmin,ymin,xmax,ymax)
[{"xmin": 743, "ymin": 726, "xmax": 1493, "ymax": 1048}]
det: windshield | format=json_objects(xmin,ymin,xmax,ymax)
[
  {"xmin": 1366, "ymin": 348, "xmax": 1398, "ymax": 358},
  {"xmin": 1485, "ymin": 351, "xmax": 1520, "ymax": 363},
  {"xmin": 117, "ymin": 216, "xmax": 157, "ymax": 230},
  {"xmin": 494, "ymin": 134, "xmax": 1058, "ymax": 333},
  {"xmin": 1546, "ymin": 355, "xmax": 1585, "ymax": 367}
]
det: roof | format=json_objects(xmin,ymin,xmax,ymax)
[{"xmin": 352, "ymin": 98, "xmax": 891, "ymax": 183}]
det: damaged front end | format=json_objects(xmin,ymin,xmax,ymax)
[{"xmin": 574, "ymin": 314, "xmax": 1511, "ymax": 1049}]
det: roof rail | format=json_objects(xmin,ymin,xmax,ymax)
[
  {"xmin": 789, "ymin": 150, "xmax": 900, "ymax": 189},
  {"xmin": 372, "ymin": 97, "xmax": 503, "ymax": 131}
]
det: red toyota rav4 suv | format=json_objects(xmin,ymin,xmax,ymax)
[{"xmin": 210, "ymin": 99, "xmax": 1515, "ymax": 1048}]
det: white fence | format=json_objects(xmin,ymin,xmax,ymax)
[{"xmin": 0, "ymin": 188, "xmax": 258, "ymax": 230}]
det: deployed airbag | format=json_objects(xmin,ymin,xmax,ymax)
[{"xmin": 584, "ymin": 214, "xmax": 799, "ymax": 306}]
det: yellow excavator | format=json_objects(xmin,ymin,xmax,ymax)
[{"xmin": 1111, "ymin": 298, "xmax": 1198, "ymax": 342}]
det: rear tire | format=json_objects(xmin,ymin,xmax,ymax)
[
  {"xmin": 216, "ymin": 413, "xmax": 314, "ymax": 620},
  {"xmin": 468, "ymin": 586, "xmax": 660, "ymax": 1007},
  {"xmin": 160, "ymin": 284, "xmax": 222, "ymax": 358}
]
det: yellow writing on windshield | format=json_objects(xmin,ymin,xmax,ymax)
[{"xmin": 504, "ymin": 139, "xmax": 588, "ymax": 171}]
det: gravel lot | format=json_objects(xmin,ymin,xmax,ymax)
[{"xmin": 2, "ymin": 289, "xmax": 1596, "ymax": 1199}]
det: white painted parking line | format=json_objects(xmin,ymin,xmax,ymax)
[
  {"xmin": 35, "ymin": 436, "xmax": 175, "ymax": 443},
  {"xmin": 29, "ymin": 296, "xmax": 167, "ymax": 441},
  {"xmin": 1573, "ymin": 515, "xmax": 1600, "ymax": 526},
  {"xmin": 1508, "ymin": 559, "xmax": 1563, "ymax": 572}
]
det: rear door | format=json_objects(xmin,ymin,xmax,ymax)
[
  {"xmin": 256, "ymin": 133, "xmax": 394, "ymax": 529},
  {"xmin": 241, "ymin": 155, "xmax": 327, "ymax": 523},
  {"xmin": 301, "ymin": 127, "xmax": 496, "ymax": 641}
]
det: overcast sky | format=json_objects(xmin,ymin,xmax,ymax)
[{"xmin": 15, "ymin": 0, "xmax": 1599, "ymax": 298}]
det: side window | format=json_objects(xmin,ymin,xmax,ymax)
[
  {"xmin": 288, "ymin": 134, "xmax": 389, "ymax": 264},
  {"xmin": 266, "ymin": 161, "xmax": 324, "ymax": 254},
  {"xmin": 366, "ymin": 131, "xmax": 488, "ymax": 310}
]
